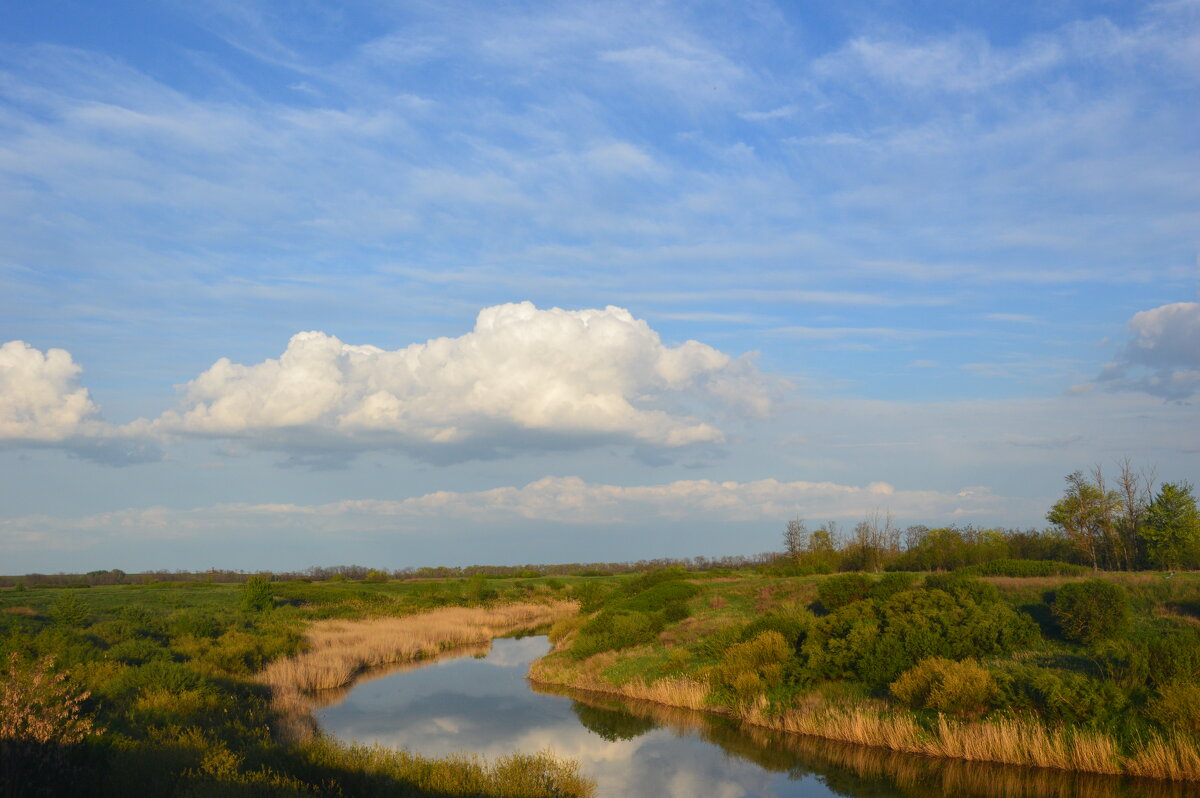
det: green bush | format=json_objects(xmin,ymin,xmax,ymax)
[
  {"xmin": 619, "ymin": 567, "xmax": 689, "ymax": 597},
  {"xmin": 569, "ymin": 610, "xmax": 662, "ymax": 659},
  {"xmin": 740, "ymin": 613, "xmax": 809, "ymax": 647},
  {"xmin": 923, "ymin": 574, "xmax": 1000, "ymax": 604},
  {"xmin": 616, "ymin": 580, "xmax": 699, "ymax": 612},
  {"xmin": 871, "ymin": 572, "xmax": 917, "ymax": 601},
  {"xmin": 711, "ymin": 631, "xmax": 792, "ymax": 705},
  {"xmin": 801, "ymin": 588, "xmax": 1039, "ymax": 689},
  {"xmin": 692, "ymin": 623, "xmax": 746, "ymax": 660},
  {"xmin": 363, "ymin": 569, "xmax": 388, "ymax": 583},
  {"xmin": 571, "ymin": 581, "xmax": 615, "ymax": 612},
  {"xmin": 49, "ymin": 592, "xmax": 90, "ymax": 627},
  {"xmin": 817, "ymin": 573, "xmax": 873, "ymax": 611},
  {"xmin": 239, "ymin": 575, "xmax": 274, "ymax": 613},
  {"xmin": 1147, "ymin": 683, "xmax": 1200, "ymax": 734},
  {"xmin": 890, "ymin": 657, "xmax": 996, "ymax": 717},
  {"xmin": 993, "ymin": 664, "xmax": 1127, "ymax": 726},
  {"xmin": 105, "ymin": 638, "xmax": 174, "ymax": 666},
  {"xmin": 958, "ymin": 559, "xmax": 1086, "ymax": 577},
  {"xmin": 1051, "ymin": 579, "xmax": 1129, "ymax": 644}
]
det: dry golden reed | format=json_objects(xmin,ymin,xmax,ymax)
[{"xmin": 264, "ymin": 602, "xmax": 575, "ymax": 739}]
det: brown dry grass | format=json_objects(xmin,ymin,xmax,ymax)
[{"xmin": 265, "ymin": 601, "xmax": 575, "ymax": 740}]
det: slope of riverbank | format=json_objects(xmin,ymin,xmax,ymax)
[{"xmin": 528, "ymin": 569, "xmax": 1200, "ymax": 782}]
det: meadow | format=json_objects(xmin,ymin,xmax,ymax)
[{"xmin": 0, "ymin": 574, "xmax": 595, "ymax": 797}]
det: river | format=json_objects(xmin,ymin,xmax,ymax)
[{"xmin": 314, "ymin": 635, "xmax": 1193, "ymax": 798}]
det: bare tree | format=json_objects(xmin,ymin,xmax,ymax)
[{"xmin": 783, "ymin": 518, "xmax": 808, "ymax": 563}]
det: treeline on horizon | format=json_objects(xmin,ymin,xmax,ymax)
[{"xmin": 7, "ymin": 465, "xmax": 1196, "ymax": 587}]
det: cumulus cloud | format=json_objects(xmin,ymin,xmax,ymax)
[
  {"xmin": 155, "ymin": 302, "xmax": 770, "ymax": 461},
  {"xmin": 1091, "ymin": 302, "xmax": 1200, "ymax": 399},
  {"xmin": 0, "ymin": 340, "xmax": 99, "ymax": 442},
  {"xmin": 0, "ymin": 340, "xmax": 160, "ymax": 464},
  {"xmin": 0, "ymin": 475, "xmax": 1000, "ymax": 552}
]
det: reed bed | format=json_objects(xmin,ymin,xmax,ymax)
[{"xmin": 265, "ymin": 601, "xmax": 575, "ymax": 739}]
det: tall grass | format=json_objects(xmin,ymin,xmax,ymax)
[{"xmin": 264, "ymin": 602, "xmax": 575, "ymax": 739}]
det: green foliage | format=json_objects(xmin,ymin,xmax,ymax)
[
  {"xmin": 613, "ymin": 580, "xmax": 699, "ymax": 614},
  {"xmin": 1095, "ymin": 626, "xmax": 1200, "ymax": 689},
  {"xmin": 922, "ymin": 574, "xmax": 1000, "ymax": 605},
  {"xmin": 618, "ymin": 567, "xmax": 689, "ymax": 597},
  {"xmin": 692, "ymin": 624, "xmax": 746, "ymax": 660},
  {"xmin": 1051, "ymin": 579, "xmax": 1129, "ymax": 643},
  {"xmin": 871, "ymin": 572, "xmax": 916, "ymax": 601},
  {"xmin": 1147, "ymin": 683, "xmax": 1200, "ymax": 735},
  {"xmin": 816, "ymin": 573, "xmax": 873, "ymax": 611},
  {"xmin": 993, "ymin": 664, "xmax": 1127, "ymax": 726},
  {"xmin": 363, "ymin": 569, "xmax": 388, "ymax": 583},
  {"xmin": 740, "ymin": 613, "xmax": 809, "ymax": 647},
  {"xmin": 569, "ymin": 610, "xmax": 661, "ymax": 659},
  {"xmin": 957, "ymin": 559, "xmax": 1087, "ymax": 577},
  {"xmin": 464, "ymin": 573, "xmax": 497, "ymax": 603},
  {"xmin": 1143, "ymin": 482, "xmax": 1200, "ymax": 569},
  {"xmin": 105, "ymin": 638, "xmax": 174, "ymax": 666},
  {"xmin": 239, "ymin": 576, "xmax": 274, "ymax": 613},
  {"xmin": 890, "ymin": 657, "xmax": 997, "ymax": 717},
  {"xmin": 711, "ymin": 631, "xmax": 792, "ymax": 705},
  {"xmin": 570, "ymin": 581, "xmax": 614, "ymax": 613},
  {"xmin": 801, "ymin": 588, "xmax": 1039, "ymax": 689},
  {"xmin": 49, "ymin": 592, "xmax": 90, "ymax": 627}
]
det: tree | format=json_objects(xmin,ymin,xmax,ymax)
[
  {"xmin": 1047, "ymin": 470, "xmax": 1121, "ymax": 570},
  {"xmin": 783, "ymin": 518, "xmax": 807, "ymax": 562},
  {"xmin": 1143, "ymin": 482, "xmax": 1200, "ymax": 570}
]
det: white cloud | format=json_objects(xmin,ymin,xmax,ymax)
[
  {"xmin": 1093, "ymin": 302, "xmax": 1200, "ymax": 399},
  {"xmin": 815, "ymin": 30, "xmax": 1064, "ymax": 93},
  {"xmin": 0, "ymin": 340, "xmax": 158, "ymax": 464},
  {"xmin": 0, "ymin": 340, "xmax": 98, "ymax": 442},
  {"xmin": 155, "ymin": 302, "xmax": 770, "ymax": 460},
  {"xmin": 0, "ymin": 474, "xmax": 1001, "ymax": 552}
]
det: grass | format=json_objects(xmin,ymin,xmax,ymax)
[{"xmin": 0, "ymin": 577, "xmax": 598, "ymax": 796}]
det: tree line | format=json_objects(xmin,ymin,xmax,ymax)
[{"xmin": 782, "ymin": 462, "xmax": 1200, "ymax": 573}]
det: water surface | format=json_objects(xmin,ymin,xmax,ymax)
[{"xmin": 315, "ymin": 636, "xmax": 1192, "ymax": 798}]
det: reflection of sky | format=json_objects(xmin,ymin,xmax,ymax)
[{"xmin": 316, "ymin": 637, "xmax": 851, "ymax": 798}]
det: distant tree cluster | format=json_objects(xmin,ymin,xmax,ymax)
[{"xmin": 778, "ymin": 460, "xmax": 1199, "ymax": 574}]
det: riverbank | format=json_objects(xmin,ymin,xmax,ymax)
[
  {"xmin": 264, "ymin": 601, "xmax": 577, "ymax": 740},
  {"xmin": 528, "ymin": 569, "xmax": 1200, "ymax": 782}
]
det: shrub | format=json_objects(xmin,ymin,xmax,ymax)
[
  {"xmin": 49, "ymin": 593, "xmax": 90, "ymax": 627},
  {"xmin": 923, "ymin": 574, "xmax": 1000, "ymax": 604},
  {"xmin": 617, "ymin": 580, "xmax": 699, "ymax": 612},
  {"xmin": 711, "ymin": 631, "xmax": 792, "ymax": 705},
  {"xmin": 993, "ymin": 664, "xmax": 1127, "ymax": 726},
  {"xmin": 817, "ymin": 573, "xmax": 873, "ymax": 611},
  {"xmin": 571, "ymin": 581, "xmax": 614, "ymax": 613},
  {"xmin": 619, "ymin": 567, "xmax": 689, "ymax": 597},
  {"xmin": 890, "ymin": 657, "xmax": 996, "ymax": 717},
  {"xmin": 692, "ymin": 623, "xmax": 746, "ymax": 660},
  {"xmin": 871, "ymin": 572, "xmax": 917, "ymax": 601},
  {"xmin": 363, "ymin": 570, "xmax": 388, "ymax": 583},
  {"xmin": 105, "ymin": 638, "xmax": 174, "ymax": 666},
  {"xmin": 239, "ymin": 575, "xmax": 274, "ymax": 613},
  {"xmin": 464, "ymin": 574, "xmax": 498, "ymax": 603},
  {"xmin": 1052, "ymin": 579, "xmax": 1129, "ymax": 644},
  {"xmin": 1148, "ymin": 683, "xmax": 1200, "ymax": 734},
  {"xmin": 569, "ymin": 611, "xmax": 661, "ymax": 659},
  {"xmin": 740, "ymin": 613, "xmax": 809, "ymax": 647},
  {"xmin": 168, "ymin": 610, "xmax": 225, "ymax": 639},
  {"xmin": 958, "ymin": 559, "xmax": 1086, "ymax": 577},
  {"xmin": 801, "ymin": 588, "xmax": 1039, "ymax": 689}
]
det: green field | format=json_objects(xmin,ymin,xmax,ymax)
[{"xmin": 0, "ymin": 575, "xmax": 595, "ymax": 797}]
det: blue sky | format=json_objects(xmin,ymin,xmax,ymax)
[{"xmin": 1, "ymin": 0, "xmax": 1197, "ymax": 572}]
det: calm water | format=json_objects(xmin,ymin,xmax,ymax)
[{"xmin": 315, "ymin": 636, "xmax": 1193, "ymax": 798}]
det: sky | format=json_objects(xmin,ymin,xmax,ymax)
[{"xmin": 1, "ymin": 0, "xmax": 1197, "ymax": 573}]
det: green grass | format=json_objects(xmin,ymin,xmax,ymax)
[{"xmin": 0, "ymin": 576, "xmax": 601, "ymax": 797}]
